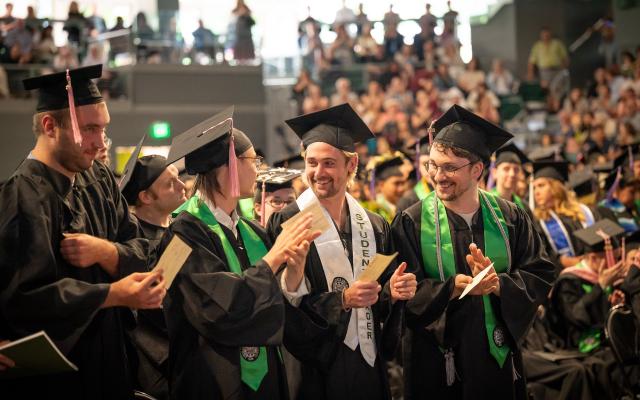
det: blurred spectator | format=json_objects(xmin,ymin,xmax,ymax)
[
  {"xmin": 434, "ymin": 63, "xmax": 455, "ymax": 91},
  {"xmin": 63, "ymin": 1, "xmax": 86, "ymax": 48},
  {"xmin": 443, "ymin": 0, "xmax": 458, "ymax": 37},
  {"xmin": 330, "ymin": 77, "xmax": 358, "ymax": 107},
  {"xmin": 24, "ymin": 6, "xmax": 42, "ymax": 33},
  {"xmin": 327, "ymin": 24, "xmax": 354, "ymax": 66},
  {"xmin": 562, "ymin": 87, "xmax": 589, "ymax": 115},
  {"xmin": 382, "ymin": 4, "xmax": 401, "ymax": 33},
  {"xmin": 617, "ymin": 121, "xmax": 637, "ymax": 147},
  {"xmin": 439, "ymin": 42, "xmax": 464, "ymax": 78},
  {"xmin": 354, "ymin": 23, "xmax": 378, "ymax": 62},
  {"xmin": 354, "ymin": 3, "xmax": 369, "ymax": 35},
  {"xmin": 334, "ymin": 0, "xmax": 355, "ymax": 28},
  {"xmin": 231, "ymin": 0, "xmax": 255, "ymax": 61},
  {"xmin": 0, "ymin": 2, "xmax": 16, "ymax": 35},
  {"xmin": 3, "ymin": 19, "xmax": 33, "ymax": 64},
  {"xmin": 86, "ymin": 4, "xmax": 106, "ymax": 34},
  {"xmin": 486, "ymin": 59, "xmax": 515, "ymax": 96},
  {"xmin": 419, "ymin": 40, "xmax": 438, "ymax": 71},
  {"xmin": 298, "ymin": 5, "xmax": 320, "ymax": 49},
  {"xmin": 584, "ymin": 123, "xmax": 613, "ymax": 156},
  {"xmin": 410, "ymin": 88, "xmax": 436, "ymax": 134},
  {"xmin": 468, "ymin": 83, "xmax": 500, "ymax": 124},
  {"xmin": 82, "ymin": 41, "xmax": 107, "ymax": 66},
  {"xmin": 192, "ymin": 19, "xmax": 217, "ymax": 59},
  {"xmin": 456, "ymin": 57, "xmax": 485, "ymax": 94},
  {"xmin": 291, "ymin": 68, "xmax": 312, "ymax": 113},
  {"xmin": 33, "ymin": 25, "xmax": 56, "ymax": 64},
  {"xmin": 108, "ymin": 16, "xmax": 128, "ymax": 61},
  {"xmin": 374, "ymin": 98, "xmax": 407, "ymax": 134},
  {"xmin": 385, "ymin": 75, "xmax": 413, "ymax": 111},
  {"xmin": 359, "ymin": 80, "xmax": 385, "ymax": 124},
  {"xmin": 53, "ymin": 44, "xmax": 79, "ymax": 69},
  {"xmin": 417, "ymin": 3, "xmax": 437, "ymax": 42},
  {"xmin": 527, "ymin": 27, "xmax": 569, "ymax": 88},
  {"xmin": 394, "ymin": 44, "xmax": 417, "ymax": 77},
  {"xmin": 301, "ymin": 22, "xmax": 325, "ymax": 80},
  {"xmin": 590, "ymin": 83, "xmax": 615, "ymax": 115},
  {"xmin": 609, "ymin": 65, "xmax": 627, "ymax": 103},
  {"xmin": 133, "ymin": 12, "xmax": 155, "ymax": 41},
  {"xmin": 586, "ymin": 67, "xmax": 608, "ymax": 98},
  {"xmin": 383, "ymin": 23, "xmax": 403, "ymax": 61},
  {"xmin": 302, "ymin": 82, "xmax": 329, "ymax": 114},
  {"xmin": 620, "ymin": 50, "xmax": 636, "ymax": 78},
  {"xmin": 595, "ymin": 17, "xmax": 618, "ymax": 68}
]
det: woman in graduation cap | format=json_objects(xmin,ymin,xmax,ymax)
[
  {"xmin": 267, "ymin": 103, "xmax": 416, "ymax": 400},
  {"xmin": 532, "ymin": 160, "xmax": 607, "ymax": 272},
  {"xmin": 546, "ymin": 220, "xmax": 630, "ymax": 400},
  {"xmin": 391, "ymin": 104, "xmax": 556, "ymax": 399},
  {"xmin": 154, "ymin": 107, "xmax": 320, "ymax": 399}
]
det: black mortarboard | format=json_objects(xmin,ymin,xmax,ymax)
[
  {"xmin": 495, "ymin": 143, "xmax": 529, "ymax": 166},
  {"xmin": 568, "ymin": 170, "xmax": 597, "ymax": 198},
  {"xmin": 285, "ymin": 103, "xmax": 375, "ymax": 152},
  {"xmin": 273, "ymin": 154, "xmax": 305, "ymax": 170},
  {"xmin": 533, "ymin": 160, "xmax": 569, "ymax": 182},
  {"xmin": 593, "ymin": 161, "xmax": 614, "ymax": 174},
  {"xmin": 255, "ymin": 168, "xmax": 301, "ymax": 196},
  {"xmin": 374, "ymin": 155, "xmax": 405, "ymax": 181},
  {"xmin": 604, "ymin": 168, "xmax": 639, "ymax": 190},
  {"xmin": 573, "ymin": 219, "xmax": 625, "ymax": 254},
  {"xmin": 432, "ymin": 105, "xmax": 513, "ymax": 161},
  {"xmin": 528, "ymin": 144, "xmax": 563, "ymax": 162},
  {"xmin": 23, "ymin": 64, "xmax": 103, "ymax": 112},
  {"xmin": 121, "ymin": 155, "xmax": 168, "ymax": 204},
  {"xmin": 166, "ymin": 106, "xmax": 253, "ymax": 175}
]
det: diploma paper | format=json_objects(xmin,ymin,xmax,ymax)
[
  {"xmin": 358, "ymin": 252, "xmax": 398, "ymax": 282},
  {"xmin": 152, "ymin": 235, "xmax": 192, "ymax": 289},
  {"xmin": 459, "ymin": 263, "xmax": 495, "ymax": 299},
  {"xmin": 281, "ymin": 200, "xmax": 331, "ymax": 234}
]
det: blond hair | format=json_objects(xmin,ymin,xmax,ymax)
[{"xmin": 534, "ymin": 178, "xmax": 586, "ymax": 222}]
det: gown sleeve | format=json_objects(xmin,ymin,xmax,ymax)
[
  {"xmin": 159, "ymin": 215, "xmax": 284, "ymax": 347},
  {"xmin": 0, "ymin": 176, "xmax": 109, "ymax": 353}
]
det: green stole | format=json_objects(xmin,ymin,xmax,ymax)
[
  {"xmin": 420, "ymin": 190, "xmax": 511, "ymax": 367},
  {"xmin": 570, "ymin": 262, "xmax": 603, "ymax": 354},
  {"xmin": 414, "ymin": 180, "xmax": 430, "ymax": 201},
  {"xmin": 491, "ymin": 188, "xmax": 524, "ymax": 210},
  {"xmin": 174, "ymin": 196, "xmax": 269, "ymax": 391},
  {"xmin": 238, "ymin": 197, "xmax": 255, "ymax": 220}
]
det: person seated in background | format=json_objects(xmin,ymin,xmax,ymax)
[
  {"xmin": 302, "ymin": 83, "xmax": 329, "ymax": 114},
  {"xmin": 456, "ymin": 57, "xmax": 485, "ymax": 94},
  {"xmin": 487, "ymin": 59, "xmax": 516, "ymax": 97},
  {"xmin": 327, "ymin": 23, "xmax": 354, "ymax": 66},
  {"xmin": 367, "ymin": 154, "xmax": 407, "ymax": 222},
  {"xmin": 330, "ymin": 77, "xmax": 358, "ymax": 108},
  {"xmin": 354, "ymin": 22, "xmax": 378, "ymax": 63}
]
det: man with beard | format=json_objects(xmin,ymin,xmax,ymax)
[
  {"xmin": 268, "ymin": 103, "xmax": 417, "ymax": 400},
  {"xmin": 119, "ymin": 140, "xmax": 187, "ymax": 400},
  {"xmin": 392, "ymin": 105, "xmax": 556, "ymax": 399},
  {"xmin": 0, "ymin": 64, "xmax": 165, "ymax": 398}
]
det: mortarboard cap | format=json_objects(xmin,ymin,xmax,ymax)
[
  {"xmin": 528, "ymin": 144, "xmax": 563, "ymax": 162},
  {"xmin": 166, "ymin": 106, "xmax": 253, "ymax": 175},
  {"xmin": 495, "ymin": 143, "xmax": 529, "ymax": 166},
  {"xmin": 285, "ymin": 103, "xmax": 375, "ymax": 152},
  {"xmin": 273, "ymin": 154, "xmax": 305, "ymax": 170},
  {"xmin": 604, "ymin": 168, "xmax": 640, "ymax": 190},
  {"xmin": 23, "ymin": 64, "xmax": 103, "ymax": 112},
  {"xmin": 121, "ymin": 155, "xmax": 168, "ymax": 204},
  {"xmin": 432, "ymin": 105, "xmax": 513, "ymax": 161},
  {"xmin": 573, "ymin": 219, "xmax": 625, "ymax": 254},
  {"xmin": 568, "ymin": 170, "xmax": 597, "ymax": 198},
  {"xmin": 373, "ymin": 155, "xmax": 405, "ymax": 181},
  {"xmin": 255, "ymin": 168, "xmax": 302, "ymax": 196},
  {"xmin": 533, "ymin": 160, "xmax": 569, "ymax": 183}
]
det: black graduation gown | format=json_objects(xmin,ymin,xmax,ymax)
[
  {"xmin": 396, "ymin": 189, "xmax": 421, "ymax": 214},
  {"xmin": 0, "ymin": 159, "xmax": 149, "ymax": 399},
  {"xmin": 392, "ymin": 196, "xmax": 555, "ymax": 400},
  {"xmin": 620, "ymin": 266, "xmax": 640, "ymax": 321},
  {"xmin": 547, "ymin": 274, "xmax": 621, "ymax": 400},
  {"xmin": 130, "ymin": 216, "xmax": 169, "ymax": 400},
  {"xmin": 156, "ymin": 211, "xmax": 287, "ymax": 400},
  {"xmin": 267, "ymin": 202, "xmax": 403, "ymax": 400}
]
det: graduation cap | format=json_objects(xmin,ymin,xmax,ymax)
[
  {"xmin": 255, "ymin": 168, "xmax": 301, "ymax": 226},
  {"xmin": 573, "ymin": 219, "xmax": 625, "ymax": 254},
  {"xmin": 533, "ymin": 160, "xmax": 569, "ymax": 183},
  {"xmin": 23, "ymin": 64, "xmax": 103, "ymax": 112},
  {"xmin": 373, "ymin": 155, "xmax": 405, "ymax": 181},
  {"xmin": 592, "ymin": 161, "xmax": 614, "ymax": 174},
  {"xmin": 495, "ymin": 143, "xmax": 529, "ymax": 166},
  {"xmin": 568, "ymin": 170, "xmax": 598, "ymax": 204},
  {"xmin": 285, "ymin": 103, "xmax": 375, "ymax": 152},
  {"xmin": 273, "ymin": 154, "xmax": 305, "ymax": 170},
  {"xmin": 604, "ymin": 168, "xmax": 639, "ymax": 193},
  {"xmin": 23, "ymin": 64, "xmax": 104, "ymax": 145},
  {"xmin": 121, "ymin": 155, "xmax": 168, "ymax": 204},
  {"xmin": 432, "ymin": 105, "xmax": 513, "ymax": 161},
  {"xmin": 166, "ymin": 106, "xmax": 253, "ymax": 197},
  {"xmin": 528, "ymin": 144, "xmax": 563, "ymax": 162}
]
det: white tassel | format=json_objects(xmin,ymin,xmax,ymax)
[
  {"xmin": 445, "ymin": 349, "xmax": 456, "ymax": 386},
  {"xmin": 511, "ymin": 354, "xmax": 521, "ymax": 382}
]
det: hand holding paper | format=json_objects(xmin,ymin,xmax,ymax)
[{"xmin": 459, "ymin": 263, "xmax": 499, "ymax": 299}]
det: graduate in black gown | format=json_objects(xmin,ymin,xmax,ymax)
[
  {"xmin": 547, "ymin": 219, "xmax": 630, "ymax": 400},
  {"xmin": 490, "ymin": 144, "xmax": 534, "ymax": 218},
  {"xmin": 119, "ymin": 143, "xmax": 188, "ymax": 400},
  {"xmin": 268, "ymin": 103, "xmax": 417, "ymax": 400},
  {"xmin": 391, "ymin": 105, "xmax": 556, "ymax": 399},
  {"xmin": 154, "ymin": 107, "xmax": 318, "ymax": 399},
  {"xmin": 0, "ymin": 65, "xmax": 165, "ymax": 399},
  {"xmin": 397, "ymin": 135, "xmax": 432, "ymax": 213}
]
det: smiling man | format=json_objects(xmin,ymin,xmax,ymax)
[
  {"xmin": 391, "ymin": 105, "xmax": 555, "ymax": 399},
  {"xmin": 0, "ymin": 65, "xmax": 164, "ymax": 398},
  {"xmin": 268, "ymin": 103, "xmax": 417, "ymax": 400}
]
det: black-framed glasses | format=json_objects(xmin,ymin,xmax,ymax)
[
  {"xmin": 425, "ymin": 161, "xmax": 472, "ymax": 177},
  {"xmin": 238, "ymin": 155, "xmax": 264, "ymax": 168},
  {"xmin": 267, "ymin": 197, "xmax": 295, "ymax": 208}
]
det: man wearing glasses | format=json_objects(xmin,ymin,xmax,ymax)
[
  {"xmin": 253, "ymin": 173, "xmax": 297, "ymax": 227},
  {"xmin": 391, "ymin": 105, "xmax": 555, "ymax": 399}
]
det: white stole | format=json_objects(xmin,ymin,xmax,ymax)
[{"xmin": 296, "ymin": 188, "xmax": 377, "ymax": 367}]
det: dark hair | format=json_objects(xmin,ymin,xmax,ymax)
[
  {"xmin": 193, "ymin": 169, "xmax": 223, "ymax": 205},
  {"xmin": 432, "ymin": 141, "xmax": 485, "ymax": 180},
  {"xmin": 32, "ymin": 110, "xmax": 69, "ymax": 138}
]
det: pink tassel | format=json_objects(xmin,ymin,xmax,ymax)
[
  {"xmin": 65, "ymin": 69, "xmax": 82, "ymax": 145},
  {"xmin": 415, "ymin": 140, "xmax": 421, "ymax": 182},
  {"xmin": 260, "ymin": 181, "xmax": 267, "ymax": 226},
  {"xmin": 427, "ymin": 119, "xmax": 437, "ymax": 147},
  {"xmin": 228, "ymin": 125, "xmax": 240, "ymax": 198}
]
